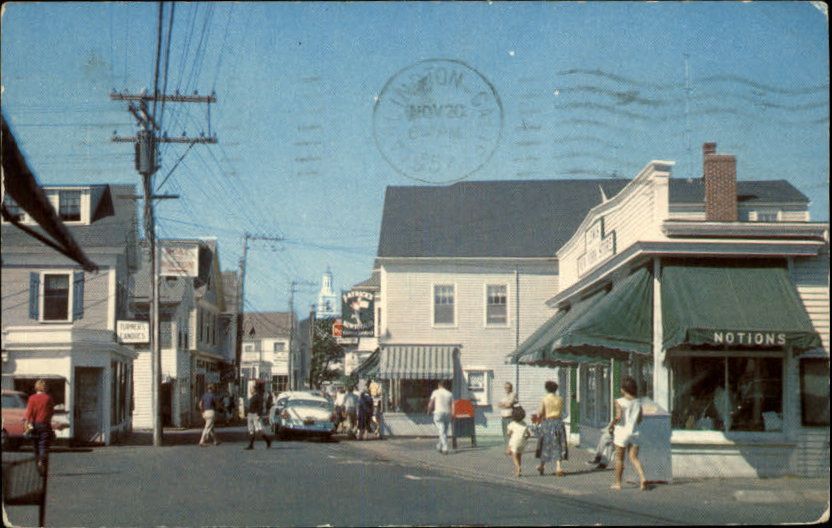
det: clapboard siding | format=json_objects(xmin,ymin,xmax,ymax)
[
  {"xmin": 795, "ymin": 428, "xmax": 830, "ymax": 477},
  {"xmin": 133, "ymin": 349, "xmax": 153, "ymax": 428},
  {"xmin": 1, "ymin": 266, "xmax": 111, "ymax": 329},
  {"xmin": 558, "ymin": 175, "xmax": 657, "ymax": 290},
  {"xmin": 793, "ymin": 247, "xmax": 830, "ymax": 352},
  {"xmin": 382, "ymin": 261, "xmax": 559, "ymax": 433}
]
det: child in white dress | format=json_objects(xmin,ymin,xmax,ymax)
[{"xmin": 505, "ymin": 406, "xmax": 531, "ymax": 477}]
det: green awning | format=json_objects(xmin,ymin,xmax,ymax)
[
  {"xmin": 506, "ymin": 310, "xmax": 567, "ymax": 364},
  {"xmin": 662, "ymin": 262, "xmax": 822, "ymax": 352},
  {"xmin": 509, "ymin": 289, "xmax": 610, "ymax": 367},
  {"xmin": 352, "ymin": 348, "xmax": 380, "ymax": 379},
  {"xmin": 553, "ymin": 267, "xmax": 653, "ymax": 357},
  {"xmin": 378, "ymin": 345, "xmax": 458, "ymax": 380}
]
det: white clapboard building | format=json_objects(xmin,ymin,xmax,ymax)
[{"xmin": 2, "ymin": 184, "xmax": 139, "ymax": 445}]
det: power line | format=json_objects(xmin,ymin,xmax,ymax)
[{"xmin": 158, "ymin": 1, "xmax": 176, "ymax": 133}]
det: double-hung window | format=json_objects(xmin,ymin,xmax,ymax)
[
  {"xmin": 2, "ymin": 193, "xmax": 23, "ymax": 222},
  {"xmin": 58, "ymin": 190, "xmax": 82, "ymax": 222},
  {"xmin": 433, "ymin": 284, "xmax": 455, "ymax": 326},
  {"xmin": 273, "ymin": 342, "xmax": 286, "ymax": 352},
  {"xmin": 43, "ymin": 274, "xmax": 71, "ymax": 321},
  {"xmin": 485, "ymin": 284, "xmax": 508, "ymax": 326}
]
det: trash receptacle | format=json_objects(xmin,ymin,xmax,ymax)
[
  {"xmin": 452, "ymin": 399, "xmax": 476, "ymax": 448},
  {"xmin": 625, "ymin": 397, "xmax": 672, "ymax": 484}
]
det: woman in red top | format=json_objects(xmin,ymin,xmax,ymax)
[{"xmin": 24, "ymin": 379, "xmax": 54, "ymax": 474}]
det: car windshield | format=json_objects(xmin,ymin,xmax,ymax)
[
  {"xmin": 2, "ymin": 394, "xmax": 26, "ymax": 408},
  {"xmin": 287, "ymin": 399, "xmax": 330, "ymax": 409}
]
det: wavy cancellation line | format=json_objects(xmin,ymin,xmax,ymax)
[
  {"xmin": 557, "ymin": 68, "xmax": 828, "ymax": 95},
  {"xmin": 552, "ymin": 101, "xmax": 829, "ymax": 126},
  {"xmin": 552, "ymin": 85, "xmax": 829, "ymax": 111}
]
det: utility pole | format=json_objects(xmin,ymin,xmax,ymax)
[
  {"xmin": 288, "ymin": 280, "xmax": 316, "ymax": 390},
  {"xmin": 234, "ymin": 232, "xmax": 284, "ymax": 393},
  {"xmin": 308, "ymin": 305, "xmax": 316, "ymax": 388},
  {"xmin": 111, "ymin": 90, "xmax": 217, "ymax": 447}
]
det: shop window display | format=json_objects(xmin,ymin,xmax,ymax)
[
  {"xmin": 390, "ymin": 379, "xmax": 452, "ymax": 413},
  {"xmin": 671, "ymin": 355, "xmax": 783, "ymax": 433}
]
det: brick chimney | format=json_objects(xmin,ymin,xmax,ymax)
[{"xmin": 703, "ymin": 142, "xmax": 737, "ymax": 222}]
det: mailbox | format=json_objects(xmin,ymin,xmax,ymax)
[{"xmin": 452, "ymin": 399, "xmax": 476, "ymax": 448}]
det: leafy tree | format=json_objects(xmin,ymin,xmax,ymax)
[{"xmin": 309, "ymin": 318, "xmax": 343, "ymax": 389}]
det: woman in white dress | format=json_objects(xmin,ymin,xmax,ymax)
[{"xmin": 610, "ymin": 376, "xmax": 647, "ymax": 490}]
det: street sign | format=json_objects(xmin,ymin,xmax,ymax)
[{"xmin": 117, "ymin": 320, "xmax": 149, "ymax": 343}]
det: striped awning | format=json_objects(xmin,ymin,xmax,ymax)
[{"xmin": 379, "ymin": 345, "xmax": 458, "ymax": 380}]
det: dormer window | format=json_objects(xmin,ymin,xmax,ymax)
[{"xmin": 58, "ymin": 190, "xmax": 82, "ymax": 221}]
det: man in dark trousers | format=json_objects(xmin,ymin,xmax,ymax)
[{"xmin": 245, "ymin": 383, "xmax": 272, "ymax": 450}]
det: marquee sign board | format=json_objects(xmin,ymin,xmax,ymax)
[
  {"xmin": 159, "ymin": 245, "xmax": 199, "ymax": 277},
  {"xmin": 341, "ymin": 290, "xmax": 375, "ymax": 337},
  {"xmin": 576, "ymin": 218, "xmax": 616, "ymax": 277}
]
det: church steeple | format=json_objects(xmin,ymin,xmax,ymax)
[{"xmin": 316, "ymin": 266, "xmax": 338, "ymax": 318}]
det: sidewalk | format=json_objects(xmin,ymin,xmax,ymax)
[{"xmin": 346, "ymin": 437, "xmax": 830, "ymax": 525}]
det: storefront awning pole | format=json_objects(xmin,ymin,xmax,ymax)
[{"xmin": 653, "ymin": 257, "xmax": 670, "ymax": 410}]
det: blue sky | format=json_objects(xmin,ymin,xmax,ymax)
[{"xmin": 2, "ymin": 1, "xmax": 828, "ymax": 314}]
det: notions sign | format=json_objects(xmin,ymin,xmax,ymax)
[
  {"xmin": 117, "ymin": 320, "xmax": 149, "ymax": 344},
  {"xmin": 160, "ymin": 245, "xmax": 199, "ymax": 277},
  {"xmin": 577, "ymin": 217, "xmax": 616, "ymax": 277},
  {"xmin": 341, "ymin": 290, "xmax": 375, "ymax": 337}
]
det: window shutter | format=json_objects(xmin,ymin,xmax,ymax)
[
  {"xmin": 29, "ymin": 272, "xmax": 40, "ymax": 320},
  {"xmin": 73, "ymin": 271, "xmax": 85, "ymax": 320}
]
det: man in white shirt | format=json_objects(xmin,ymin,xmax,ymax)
[
  {"xmin": 498, "ymin": 382, "xmax": 518, "ymax": 444},
  {"xmin": 343, "ymin": 387, "xmax": 358, "ymax": 437},
  {"xmin": 334, "ymin": 387, "xmax": 347, "ymax": 432},
  {"xmin": 428, "ymin": 380, "xmax": 454, "ymax": 454}
]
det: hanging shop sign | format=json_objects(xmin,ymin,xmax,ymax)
[
  {"xmin": 341, "ymin": 290, "xmax": 375, "ymax": 337},
  {"xmin": 577, "ymin": 217, "xmax": 616, "ymax": 277},
  {"xmin": 159, "ymin": 245, "xmax": 199, "ymax": 277},
  {"xmin": 117, "ymin": 320, "xmax": 149, "ymax": 344}
]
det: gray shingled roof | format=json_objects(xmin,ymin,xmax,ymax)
[
  {"xmin": 1, "ymin": 184, "xmax": 138, "ymax": 251},
  {"xmin": 669, "ymin": 179, "xmax": 810, "ymax": 204},
  {"xmin": 377, "ymin": 179, "xmax": 630, "ymax": 258},
  {"xmin": 242, "ymin": 312, "xmax": 293, "ymax": 338},
  {"xmin": 377, "ymin": 178, "xmax": 810, "ymax": 259},
  {"xmin": 352, "ymin": 270, "xmax": 380, "ymax": 291}
]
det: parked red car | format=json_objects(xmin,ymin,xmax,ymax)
[{"xmin": 1, "ymin": 389, "xmax": 68, "ymax": 451}]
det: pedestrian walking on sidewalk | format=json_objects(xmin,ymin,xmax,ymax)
[
  {"xmin": 505, "ymin": 406, "xmax": 530, "ymax": 477},
  {"xmin": 343, "ymin": 386, "xmax": 358, "ymax": 438},
  {"xmin": 498, "ymin": 382, "xmax": 518, "ymax": 445},
  {"xmin": 427, "ymin": 380, "xmax": 453, "ymax": 454},
  {"xmin": 357, "ymin": 389, "xmax": 374, "ymax": 440},
  {"xmin": 611, "ymin": 377, "xmax": 647, "ymax": 491},
  {"xmin": 535, "ymin": 380, "xmax": 568, "ymax": 476},
  {"xmin": 23, "ymin": 379, "xmax": 58, "ymax": 475},
  {"xmin": 586, "ymin": 418, "xmax": 615, "ymax": 469},
  {"xmin": 198, "ymin": 384, "xmax": 220, "ymax": 447},
  {"xmin": 244, "ymin": 384, "xmax": 272, "ymax": 450}
]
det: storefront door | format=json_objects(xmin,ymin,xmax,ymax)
[{"xmin": 74, "ymin": 367, "xmax": 102, "ymax": 443}]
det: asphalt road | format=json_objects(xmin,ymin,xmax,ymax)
[{"xmin": 4, "ymin": 427, "xmax": 685, "ymax": 527}]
